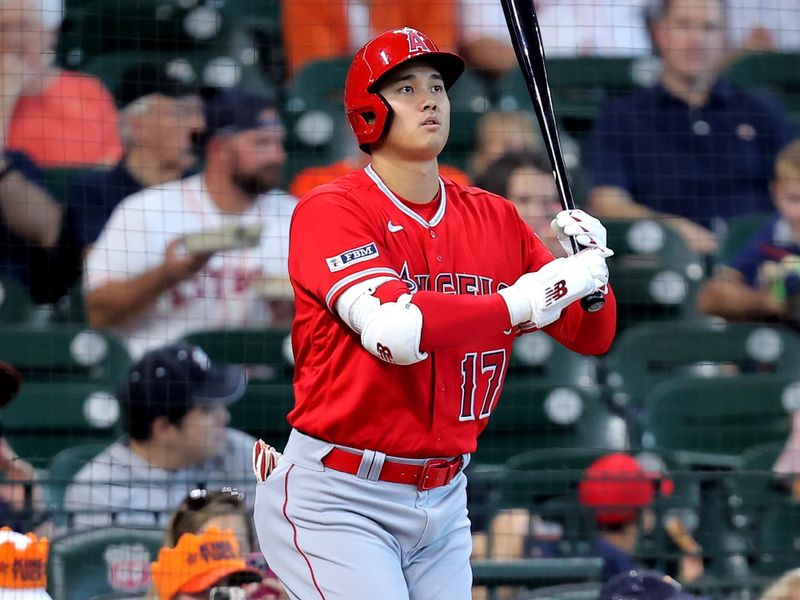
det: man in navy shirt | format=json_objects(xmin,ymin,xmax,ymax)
[
  {"xmin": 698, "ymin": 139, "xmax": 800, "ymax": 323},
  {"xmin": 586, "ymin": 0, "xmax": 798, "ymax": 255},
  {"xmin": 66, "ymin": 63, "xmax": 204, "ymax": 249}
]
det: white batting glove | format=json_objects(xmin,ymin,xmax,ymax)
[
  {"xmin": 499, "ymin": 249, "xmax": 610, "ymax": 328},
  {"xmin": 551, "ymin": 209, "xmax": 613, "ymax": 256},
  {"xmin": 252, "ymin": 439, "xmax": 281, "ymax": 482}
]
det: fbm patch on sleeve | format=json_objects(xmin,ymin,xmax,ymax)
[{"xmin": 326, "ymin": 242, "xmax": 380, "ymax": 272}]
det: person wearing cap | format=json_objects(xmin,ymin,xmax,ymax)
[
  {"xmin": 84, "ymin": 87, "xmax": 296, "ymax": 359},
  {"xmin": 151, "ymin": 527, "xmax": 262, "ymax": 600},
  {"xmin": 65, "ymin": 62, "xmax": 205, "ymax": 251},
  {"xmin": 579, "ymin": 453, "xmax": 704, "ymax": 584},
  {"xmin": 63, "ymin": 342, "xmax": 257, "ymax": 529},
  {"xmin": 0, "ymin": 526, "xmax": 51, "ymax": 600}
]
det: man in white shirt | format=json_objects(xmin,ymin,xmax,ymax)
[
  {"xmin": 84, "ymin": 88, "xmax": 296, "ymax": 358},
  {"xmin": 64, "ymin": 342, "xmax": 257, "ymax": 529}
]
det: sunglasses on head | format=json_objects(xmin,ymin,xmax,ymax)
[{"xmin": 184, "ymin": 487, "xmax": 245, "ymax": 510}]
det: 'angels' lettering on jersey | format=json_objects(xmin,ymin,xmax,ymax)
[{"xmin": 398, "ymin": 261, "xmax": 507, "ymax": 295}]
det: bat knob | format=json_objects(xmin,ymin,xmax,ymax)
[{"xmin": 581, "ymin": 292, "xmax": 605, "ymax": 312}]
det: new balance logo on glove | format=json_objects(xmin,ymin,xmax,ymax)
[{"xmin": 544, "ymin": 280, "xmax": 568, "ymax": 306}]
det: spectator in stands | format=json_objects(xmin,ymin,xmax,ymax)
[
  {"xmin": 281, "ymin": 4, "xmax": 457, "ymax": 78},
  {"xmin": 151, "ymin": 527, "xmax": 262, "ymax": 600},
  {"xmin": 474, "ymin": 151, "xmax": 566, "ymax": 257},
  {"xmin": 1, "ymin": 0, "xmax": 122, "ymax": 166},
  {"xmin": 289, "ymin": 137, "xmax": 470, "ymax": 199},
  {"xmin": 63, "ymin": 342, "xmax": 257, "ymax": 529},
  {"xmin": 758, "ymin": 567, "xmax": 800, "ymax": 600},
  {"xmin": 468, "ymin": 109, "xmax": 545, "ymax": 179},
  {"xmin": 586, "ymin": 0, "xmax": 798, "ymax": 255},
  {"xmin": 0, "ymin": 50, "xmax": 82, "ymax": 303},
  {"xmin": 0, "ymin": 527, "xmax": 51, "ymax": 599},
  {"xmin": 159, "ymin": 488, "xmax": 286, "ymax": 598},
  {"xmin": 0, "ymin": 362, "xmax": 47, "ymax": 535},
  {"xmin": 697, "ymin": 139, "xmax": 800, "ymax": 323},
  {"xmin": 84, "ymin": 88, "xmax": 296, "ymax": 358},
  {"xmin": 66, "ymin": 63, "xmax": 205, "ymax": 250},
  {"xmin": 461, "ymin": 0, "xmax": 652, "ymax": 79},
  {"xmin": 484, "ymin": 453, "xmax": 702, "ymax": 584}
]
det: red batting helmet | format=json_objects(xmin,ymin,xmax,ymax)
[{"xmin": 344, "ymin": 27, "xmax": 465, "ymax": 150}]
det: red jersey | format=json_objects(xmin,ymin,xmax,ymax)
[{"xmin": 288, "ymin": 165, "xmax": 615, "ymax": 457}]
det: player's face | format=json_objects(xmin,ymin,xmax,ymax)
[
  {"xmin": 173, "ymin": 403, "xmax": 230, "ymax": 465},
  {"xmin": 134, "ymin": 94, "xmax": 205, "ymax": 172},
  {"xmin": 773, "ymin": 176, "xmax": 800, "ymax": 235},
  {"xmin": 229, "ymin": 109, "xmax": 287, "ymax": 197},
  {"xmin": 376, "ymin": 61, "xmax": 450, "ymax": 161},
  {"xmin": 654, "ymin": 0, "xmax": 726, "ymax": 82}
]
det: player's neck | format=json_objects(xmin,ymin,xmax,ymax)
[
  {"xmin": 124, "ymin": 148, "xmax": 184, "ymax": 188},
  {"xmin": 370, "ymin": 155, "xmax": 441, "ymax": 204}
]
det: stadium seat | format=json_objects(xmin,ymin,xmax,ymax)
[
  {"xmin": 476, "ymin": 333, "xmax": 627, "ymax": 464},
  {"xmin": 0, "ymin": 277, "xmax": 33, "ymax": 324},
  {"xmin": 724, "ymin": 52, "xmax": 800, "ymax": 124},
  {"xmin": 754, "ymin": 499, "xmax": 800, "ymax": 577},
  {"xmin": 4, "ymin": 381, "xmax": 122, "ymax": 465},
  {"xmin": 603, "ymin": 320, "xmax": 800, "ymax": 417},
  {"xmin": 470, "ymin": 557, "xmax": 603, "ymax": 587},
  {"xmin": 642, "ymin": 374, "xmax": 795, "ymax": 456},
  {"xmin": 725, "ymin": 441, "xmax": 787, "ymax": 530},
  {"xmin": 0, "ymin": 323, "xmax": 131, "ymax": 385},
  {"xmin": 57, "ymin": 0, "xmax": 239, "ymax": 69},
  {"xmin": 48, "ymin": 527, "xmax": 163, "ymax": 600},
  {"xmin": 46, "ymin": 442, "xmax": 107, "ymax": 523},
  {"xmin": 603, "ymin": 219, "xmax": 705, "ymax": 331},
  {"xmin": 81, "ymin": 49, "xmax": 275, "ymax": 103}
]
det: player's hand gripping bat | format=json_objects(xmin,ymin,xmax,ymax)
[{"xmin": 500, "ymin": 0, "xmax": 606, "ymax": 312}]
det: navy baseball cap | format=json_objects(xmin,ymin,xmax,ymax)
[
  {"xmin": 118, "ymin": 62, "xmax": 199, "ymax": 109},
  {"xmin": 202, "ymin": 88, "xmax": 280, "ymax": 144},
  {"xmin": 121, "ymin": 343, "xmax": 246, "ymax": 415},
  {"xmin": 600, "ymin": 571, "xmax": 710, "ymax": 600}
]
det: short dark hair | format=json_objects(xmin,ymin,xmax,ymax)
[
  {"xmin": 473, "ymin": 151, "xmax": 553, "ymax": 198},
  {"xmin": 121, "ymin": 391, "xmax": 189, "ymax": 441}
]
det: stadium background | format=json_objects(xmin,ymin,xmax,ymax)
[{"xmin": 1, "ymin": 0, "xmax": 800, "ymax": 598}]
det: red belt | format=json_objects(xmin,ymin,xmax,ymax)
[{"xmin": 322, "ymin": 448, "xmax": 464, "ymax": 491}]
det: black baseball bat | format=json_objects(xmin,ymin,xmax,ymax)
[{"xmin": 499, "ymin": 0, "xmax": 605, "ymax": 312}]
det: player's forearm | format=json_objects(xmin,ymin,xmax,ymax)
[
  {"xmin": 86, "ymin": 265, "xmax": 176, "ymax": 328},
  {"xmin": 543, "ymin": 285, "xmax": 617, "ymax": 355},
  {"xmin": 697, "ymin": 278, "xmax": 786, "ymax": 321},
  {"xmin": 414, "ymin": 290, "xmax": 513, "ymax": 352}
]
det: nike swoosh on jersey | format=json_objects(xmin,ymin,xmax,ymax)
[{"xmin": 387, "ymin": 221, "xmax": 404, "ymax": 233}]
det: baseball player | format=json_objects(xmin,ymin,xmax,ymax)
[{"xmin": 253, "ymin": 27, "xmax": 617, "ymax": 600}]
